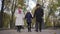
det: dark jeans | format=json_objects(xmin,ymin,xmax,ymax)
[{"xmin": 27, "ymin": 22, "xmax": 31, "ymax": 32}]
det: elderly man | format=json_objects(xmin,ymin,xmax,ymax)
[{"xmin": 33, "ymin": 4, "xmax": 44, "ymax": 32}]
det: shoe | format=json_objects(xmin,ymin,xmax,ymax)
[
  {"xmin": 30, "ymin": 30, "xmax": 32, "ymax": 32},
  {"xmin": 19, "ymin": 31, "xmax": 21, "ymax": 32},
  {"xmin": 17, "ymin": 29, "xmax": 19, "ymax": 32},
  {"xmin": 40, "ymin": 31, "xmax": 41, "ymax": 32},
  {"xmin": 35, "ymin": 30, "xmax": 38, "ymax": 32},
  {"xmin": 17, "ymin": 30, "xmax": 20, "ymax": 32},
  {"xmin": 28, "ymin": 30, "xmax": 32, "ymax": 32},
  {"xmin": 39, "ymin": 30, "xmax": 41, "ymax": 32}
]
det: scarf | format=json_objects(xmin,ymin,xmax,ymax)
[{"xmin": 18, "ymin": 9, "xmax": 21, "ymax": 14}]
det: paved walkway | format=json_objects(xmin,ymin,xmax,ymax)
[{"xmin": 0, "ymin": 29, "xmax": 60, "ymax": 34}]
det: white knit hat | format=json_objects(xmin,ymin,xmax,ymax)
[{"xmin": 18, "ymin": 4, "xmax": 21, "ymax": 7}]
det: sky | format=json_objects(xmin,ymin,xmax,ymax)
[
  {"xmin": 0, "ymin": 0, "xmax": 2, "ymax": 10},
  {"xmin": 29, "ymin": 0, "xmax": 37, "ymax": 10},
  {"xmin": 0, "ymin": 0, "xmax": 37, "ymax": 11},
  {"xmin": 26, "ymin": 0, "xmax": 37, "ymax": 11}
]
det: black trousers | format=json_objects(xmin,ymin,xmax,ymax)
[
  {"xmin": 35, "ymin": 22, "xmax": 42, "ymax": 32},
  {"xmin": 27, "ymin": 22, "xmax": 31, "ymax": 32},
  {"xmin": 35, "ymin": 18, "xmax": 43, "ymax": 32},
  {"xmin": 17, "ymin": 26, "xmax": 22, "ymax": 32}
]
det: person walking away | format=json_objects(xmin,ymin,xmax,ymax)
[
  {"xmin": 33, "ymin": 4, "xmax": 44, "ymax": 32},
  {"xmin": 25, "ymin": 11, "xmax": 33, "ymax": 32},
  {"xmin": 15, "ymin": 5, "xmax": 24, "ymax": 32}
]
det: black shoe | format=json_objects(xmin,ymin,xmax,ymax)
[
  {"xmin": 36, "ymin": 31, "xmax": 38, "ymax": 32},
  {"xmin": 35, "ymin": 30, "xmax": 38, "ymax": 32},
  {"xmin": 17, "ymin": 30, "xmax": 19, "ymax": 32},
  {"xmin": 39, "ymin": 30, "xmax": 41, "ymax": 32},
  {"xmin": 19, "ymin": 31, "xmax": 21, "ymax": 32},
  {"xmin": 28, "ymin": 30, "xmax": 31, "ymax": 32},
  {"xmin": 17, "ymin": 30, "xmax": 20, "ymax": 32},
  {"xmin": 30, "ymin": 31, "xmax": 32, "ymax": 32}
]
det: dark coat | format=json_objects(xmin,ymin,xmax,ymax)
[
  {"xmin": 34, "ymin": 7, "xmax": 44, "ymax": 22},
  {"xmin": 25, "ymin": 12, "xmax": 32, "ymax": 23}
]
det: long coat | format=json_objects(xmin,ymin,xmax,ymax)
[
  {"xmin": 15, "ymin": 8, "xmax": 24, "ymax": 26},
  {"xmin": 34, "ymin": 7, "xmax": 44, "ymax": 22}
]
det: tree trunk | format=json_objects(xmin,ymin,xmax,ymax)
[
  {"xmin": 10, "ymin": 0, "xmax": 16, "ymax": 29},
  {"xmin": 0, "ymin": 0, "xmax": 4, "ymax": 28}
]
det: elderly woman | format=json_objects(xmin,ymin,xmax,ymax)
[{"xmin": 15, "ymin": 5, "xmax": 24, "ymax": 32}]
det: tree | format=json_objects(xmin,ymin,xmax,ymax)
[
  {"xmin": 45, "ymin": 0, "xmax": 60, "ymax": 27},
  {"xmin": 18, "ymin": 0, "xmax": 24, "ymax": 6},
  {"xmin": 0, "ymin": 0, "xmax": 5, "ymax": 28},
  {"xmin": 10, "ymin": 0, "xmax": 25, "ymax": 28},
  {"xmin": 10, "ymin": 0, "xmax": 17, "ymax": 28}
]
